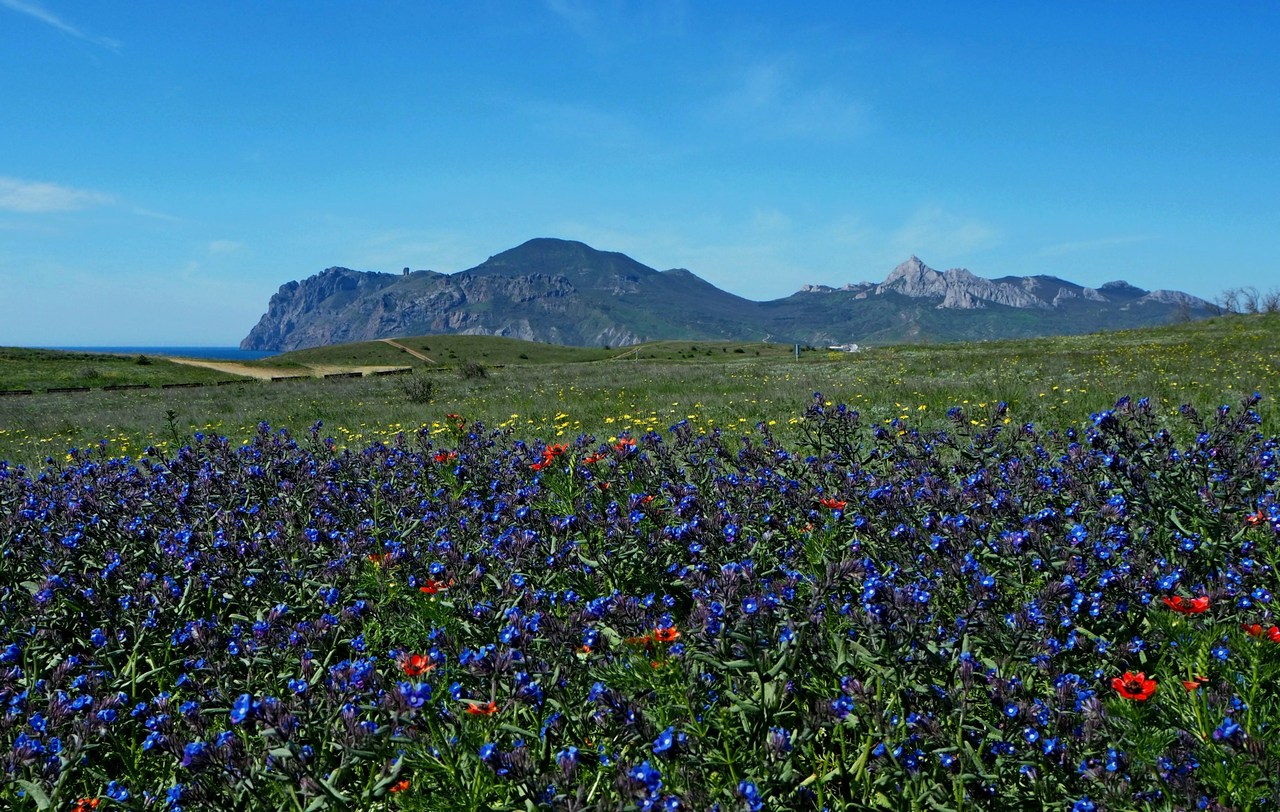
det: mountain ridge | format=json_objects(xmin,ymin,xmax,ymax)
[{"xmin": 241, "ymin": 238, "xmax": 1214, "ymax": 351}]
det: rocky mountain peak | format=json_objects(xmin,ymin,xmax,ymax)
[{"xmin": 241, "ymin": 240, "xmax": 1217, "ymax": 352}]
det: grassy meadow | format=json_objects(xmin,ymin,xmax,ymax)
[
  {"xmin": 1, "ymin": 315, "xmax": 1276, "ymax": 467},
  {"xmin": 2, "ymin": 314, "xmax": 1280, "ymax": 810},
  {"xmin": 0, "ymin": 348, "xmax": 247, "ymax": 393}
]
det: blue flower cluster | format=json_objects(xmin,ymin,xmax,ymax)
[{"xmin": 0, "ymin": 394, "xmax": 1277, "ymax": 809}]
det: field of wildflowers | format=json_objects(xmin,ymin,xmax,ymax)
[
  {"xmin": 2, "ymin": 315, "xmax": 1277, "ymax": 467},
  {"xmin": 2, "ymin": 382, "xmax": 1278, "ymax": 809}
]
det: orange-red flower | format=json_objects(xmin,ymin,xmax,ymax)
[
  {"xmin": 532, "ymin": 443, "xmax": 569, "ymax": 471},
  {"xmin": 653, "ymin": 626, "xmax": 681, "ymax": 643},
  {"xmin": 1182, "ymin": 675, "xmax": 1209, "ymax": 692},
  {"xmin": 72, "ymin": 800, "xmax": 100, "ymax": 812},
  {"xmin": 1112, "ymin": 671, "xmax": 1157, "ymax": 701},
  {"xmin": 1162, "ymin": 595, "xmax": 1210, "ymax": 614},
  {"xmin": 390, "ymin": 779, "xmax": 411, "ymax": 793},
  {"xmin": 433, "ymin": 450, "xmax": 457, "ymax": 463},
  {"xmin": 465, "ymin": 700, "xmax": 499, "ymax": 716},
  {"xmin": 1242, "ymin": 623, "xmax": 1280, "ymax": 641},
  {"xmin": 583, "ymin": 452, "xmax": 606, "ymax": 465},
  {"xmin": 401, "ymin": 653, "xmax": 434, "ymax": 677},
  {"xmin": 818, "ymin": 497, "xmax": 846, "ymax": 511},
  {"xmin": 613, "ymin": 437, "xmax": 636, "ymax": 452},
  {"xmin": 626, "ymin": 632, "xmax": 655, "ymax": 646},
  {"xmin": 1245, "ymin": 510, "xmax": 1266, "ymax": 526},
  {"xmin": 367, "ymin": 552, "xmax": 392, "ymax": 567},
  {"xmin": 419, "ymin": 577, "xmax": 452, "ymax": 595}
]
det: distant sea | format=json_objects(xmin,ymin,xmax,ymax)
[{"xmin": 45, "ymin": 347, "xmax": 276, "ymax": 361}]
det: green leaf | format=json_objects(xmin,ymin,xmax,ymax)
[{"xmin": 12, "ymin": 780, "xmax": 51, "ymax": 811}]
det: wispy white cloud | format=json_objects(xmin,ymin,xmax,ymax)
[
  {"xmin": 0, "ymin": 176, "xmax": 113, "ymax": 213},
  {"xmin": 545, "ymin": 0, "xmax": 687, "ymax": 43},
  {"xmin": 131, "ymin": 206, "xmax": 184, "ymax": 223},
  {"xmin": 207, "ymin": 240, "xmax": 244, "ymax": 254},
  {"xmin": 711, "ymin": 59, "xmax": 867, "ymax": 140},
  {"xmin": 544, "ymin": 0, "xmax": 603, "ymax": 40},
  {"xmin": 1038, "ymin": 234, "xmax": 1158, "ymax": 257},
  {"xmin": 0, "ymin": 0, "xmax": 120, "ymax": 50},
  {"xmin": 889, "ymin": 206, "xmax": 1001, "ymax": 262}
]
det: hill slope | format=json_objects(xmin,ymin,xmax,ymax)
[{"xmin": 241, "ymin": 238, "xmax": 1215, "ymax": 351}]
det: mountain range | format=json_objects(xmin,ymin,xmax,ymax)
[{"xmin": 240, "ymin": 238, "xmax": 1214, "ymax": 351}]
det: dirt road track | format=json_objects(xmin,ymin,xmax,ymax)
[{"xmin": 163, "ymin": 358, "xmax": 407, "ymax": 380}]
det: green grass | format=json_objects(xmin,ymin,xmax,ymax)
[
  {"xmin": 1, "ymin": 315, "xmax": 1276, "ymax": 466},
  {"xmin": 0, "ymin": 347, "xmax": 246, "ymax": 392},
  {"xmin": 265, "ymin": 334, "xmax": 811, "ymax": 367}
]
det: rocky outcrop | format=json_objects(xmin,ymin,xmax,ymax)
[
  {"xmin": 240, "ymin": 239, "xmax": 1216, "ymax": 352},
  {"xmin": 875, "ymin": 257, "xmax": 1052, "ymax": 309}
]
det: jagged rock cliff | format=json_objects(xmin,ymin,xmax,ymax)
[{"xmin": 241, "ymin": 239, "xmax": 1215, "ymax": 351}]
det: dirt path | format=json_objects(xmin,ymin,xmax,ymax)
[
  {"xmin": 379, "ymin": 338, "xmax": 436, "ymax": 364},
  {"xmin": 163, "ymin": 358, "xmax": 408, "ymax": 379}
]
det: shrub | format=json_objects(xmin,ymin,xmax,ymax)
[
  {"xmin": 459, "ymin": 360, "xmax": 487, "ymax": 379},
  {"xmin": 397, "ymin": 372, "xmax": 435, "ymax": 403}
]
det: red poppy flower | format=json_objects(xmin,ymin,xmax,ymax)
[
  {"xmin": 433, "ymin": 450, "xmax": 457, "ymax": 463},
  {"xmin": 613, "ymin": 437, "xmax": 636, "ymax": 452},
  {"xmin": 401, "ymin": 653, "xmax": 433, "ymax": 677},
  {"xmin": 583, "ymin": 453, "xmax": 606, "ymax": 465},
  {"xmin": 72, "ymin": 800, "xmax": 100, "ymax": 812},
  {"xmin": 1245, "ymin": 510, "xmax": 1266, "ymax": 526},
  {"xmin": 1244, "ymin": 622, "xmax": 1264, "ymax": 637},
  {"xmin": 653, "ymin": 626, "xmax": 681, "ymax": 643},
  {"xmin": 1162, "ymin": 595, "xmax": 1210, "ymax": 614},
  {"xmin": 818, "ymin": 497, "xmax": 846, "ymax": 511},
  {"xmin": 390, "ymin": 779, "xmax": 410, "ymax": 793},
  {"xmin": 1182, "ymin": 675, "xmax": 1209, "ymax": 692},
  {"xmin": 419, "ymin": 578, "xmax": 451, "ymax": 595},
  {"xmin": 1112, "ymin": 671, "xmax": 1157, "ymax": 701},
  {"xmin": 465, "ymin": 700, "xmax": 499, "ymax": 716},
  {"xmin": 1268, "ymin": 626, "xmax": 1280, "ymax": 643}
]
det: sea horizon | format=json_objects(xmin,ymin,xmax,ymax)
[{"xmin": 40, "ymin": 346, "xmax": 276, "ymax": 361}]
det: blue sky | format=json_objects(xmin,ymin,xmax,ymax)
[{"xmin": 2, "ymin": 1, "xmax": 1277, "ymax": 345}]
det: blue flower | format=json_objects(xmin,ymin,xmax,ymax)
[
  {"xmin": 181, "ymin": 740, "xmax": 208, "ymax": 769},
  {"xmin": 1213, "ymin": 717, "xmax": 1241, "ymax": 741},
  {"xmin": 652, "ymin": 726, "xmax": 686, "ymax": 757},
  {"xmin": 629, "ymin": 760, "xmax": 663, "ymax": 794},
  {"xmin": 229, "ymin": 693, "xmax": 252, "ymax": 724},
  {"xmin": 106, "ymin": 780, "xmax": 130, "ymax": 801},
  {"xmin": 737, "ymin": 779, "xmax": 763, "ymax": 812}
]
